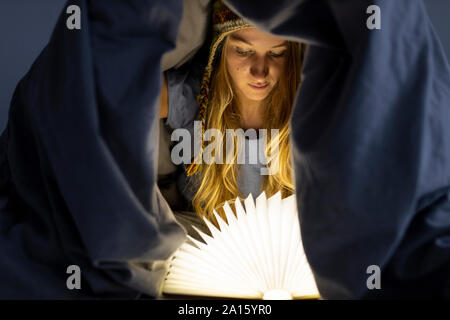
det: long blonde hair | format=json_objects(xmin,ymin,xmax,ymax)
[{"xmin": 191, "ymin": 36, "xmax": 303, "ymax": 223}]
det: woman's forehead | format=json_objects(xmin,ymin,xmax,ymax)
[{"xmin": 229, "ymin": 28, "xmax": 287, "ymax": 48}]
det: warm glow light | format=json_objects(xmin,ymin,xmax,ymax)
[
  {"xmin": 162, "ymin": 192, "xmax": 320, "ymax": 299},
  {"xmin": 263, "ymin": 289, "xmax": 293, "ymax": 300}
]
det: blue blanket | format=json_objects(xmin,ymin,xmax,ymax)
[{"xmin": 0, "ymin": 0, "xmax": 449, "ymax": 298}]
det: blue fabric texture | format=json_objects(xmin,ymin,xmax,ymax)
[
  {"xmin": 225, "ymin": 0, "xmax": 450, "ymax": 298},
  {"xmin": 0, "ymin": 0, "xmax": 449, "ymax": 299},
  {"xmin": 0, "ymin": 0, "xmax": 187, "ymax": 299}
]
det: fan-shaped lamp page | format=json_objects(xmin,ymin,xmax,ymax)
[{"xmin": 162, "ymin": 191, "xmax": 320, "ymax": 300}]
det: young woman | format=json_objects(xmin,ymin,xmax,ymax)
[{"xmin": 160, "ymin": 0, "xmax": 303, "ymax": 224}]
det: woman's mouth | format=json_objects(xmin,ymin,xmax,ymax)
[{"xmin": 248, "ymin": 83, "xmax": 269, "ymax": 90}]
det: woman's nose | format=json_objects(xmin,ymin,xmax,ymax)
[{"xmin": 250, "ymin": 55, "xmax": 269, "ymax": 79}]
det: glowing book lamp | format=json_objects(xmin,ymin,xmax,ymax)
[{"xmin": 162, "ymin": 191, "xmax": 320, "ymax": 300}]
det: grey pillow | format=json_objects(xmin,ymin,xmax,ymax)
[{"xmin": 161, "ymin": 0, "xmax": 211, "ymax": 71}]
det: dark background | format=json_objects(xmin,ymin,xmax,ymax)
[{"xmin": 0, "ymin": 0, "xmax": 449, "ymax": 133}]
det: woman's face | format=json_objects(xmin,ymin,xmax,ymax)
[{"xmin": 225, "ymin": 27, "xmax": 288, "ymax": 104}]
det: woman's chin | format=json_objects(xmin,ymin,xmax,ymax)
[{"xmin": 244, "ymin": 93, "xmax": 270, "ymax": 102}]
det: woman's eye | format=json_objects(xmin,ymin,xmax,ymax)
[
  {"xmin": 268, "ymin": 51, "xmax": 286, "ymax": 58},
  {"xmin": 235, "ymin": 48, "xmax": 286, "ymax": 58},
  {"xmin": 236, "ymin": 48, "xmax": 252, "ymax": 56}
]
